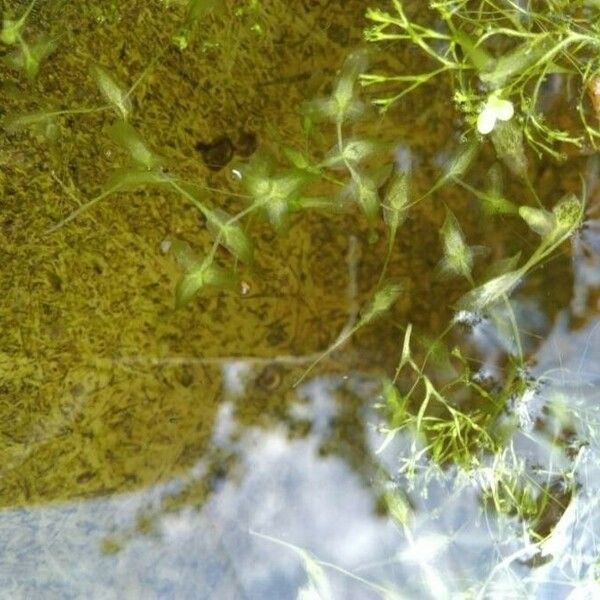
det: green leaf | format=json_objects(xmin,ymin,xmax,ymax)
[
  {"xmin": 103, "ymin": 168, "xmax": 165, "ymax": 191},
  {"xmin": 249, "ymin": 532, "xmax": 333, "ymax": 600},
  {"xmin": 106, "ymin": 120, "xmax": 162, "ymax": 169},
  {"xmin": 170, "ymin": 240, "xmax": 200, "ymax": 272},
  {"xmin": 187, "ymin": 0, "xmax": 219, "ymax": 21},
  {"xmin": 482, "ymin": 251, "xmax": 522, "ymax": 281},
  {"xmin": 333, "ymin": 49, "xmax": 368, "ymax": 121},
  {"xmin": 519, "ymin": 206, "xmax": 555, "ymax": 237},
  {"xmin": 205, "ymin": 208, "xmax": 254, "ymax": 265},
  {"xmin": 437, "ymin": 209, "xmax": 474, "ymax": 281},
  {"xmin": 480, "ymin": 164, "xmax": 517, "ymax": 215},
  {"xmin": 383, "ymin": 170, "xmax": 409, "ymax": 238},
  {"xmin": 174, "ymin": 253, "xmax": 238, "ymax": 308},
  {"xmin": 244, "ymin": 166, "xmax": 307, "ymax": 231},
  {"xmin": 93, "ymin": 65, "xmax": 131, "ymax": 120},
  {"xmin": 480, "ymin": 37, "xmax": 554, "ymax": 88},
  {"xmin": 359, "ymin": 283, "xmax": 403, "ymax": 326},
  {"xmin": 384, "ymin": 489, "xmax": 411, "ymax": 526},
  {"xmin": 425, "ymin": 138, "xmax": 479, "ymax": 198},
  {"xmin": 282, "ymin": 147, "xmax": 320, "ymax": 175},
  {"xmin": 292, "ymin": 196, "xmax": 338, "ymax": 211},
  {"xmin": 454, "ymin": 30, "xmax": 494, "ymax": 73},
  {"xmin": 543, "ymin": 193, "xmax": 584, "ymax": 248},
  {"xmin": 350, "ymin": 171, "xmax": 380, "ymax": 226},
  {"xmin": 1, "ymin": 19, "xmax": 21, "ymax": 45},
  {"xmin": 459, "ymin": 269, "xmax": 523, "ymax": 311},
  {"xmin": 2, "ymin": 111, "xmax": 58, "ymax": 138},
  {"xmin": 491, "ymin": 119, "xmax": 527, "ymax": 179},
  {"xmin": 4, "ymin": 35, "xmax": 57, "ymax": 79},
  {"xmin": 304, "ymin": 50, "xmax": 367, "ymax": 124},
  {"xmin": 460, "ymin": 195, "xmax": 583, "ymax": 312},
  {"xmin": 323, "ymin": 138, "xmax": 380, "ymax": 169},
  {"xmin": 1, "ymin": 0, "xmax": 37, "ymax": 45}
]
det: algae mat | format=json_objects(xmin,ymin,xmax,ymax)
[{"xmin": 0, "ymin": 0, "xmax": 374, "ymax": 505}]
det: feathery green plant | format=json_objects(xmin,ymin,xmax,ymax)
[{"xmin": 364, "ymin": 0, "xmax": 600, "ymax": 160}]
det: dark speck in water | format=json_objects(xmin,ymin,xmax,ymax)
[
  {"xmin": 195, "ymin": 136, "xmax": 234, "ymax": 171},
  {"xmin": 235, "ymin": 130, "xmax": 258, "ymax": 158}
]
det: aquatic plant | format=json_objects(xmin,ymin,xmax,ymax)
[
  {"xmin": 364, "ymin": 0, "xmax": 600, "ymax": 159},
  {"xmin": 1, "ymin": 0, "xmax": 61, "ymax": 79},
  {"xmin": 3, "ymin": 0, "xmax": 598, "ymax": 578}
]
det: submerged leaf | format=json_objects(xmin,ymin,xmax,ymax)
[
  {"xmin": 205, "ymin": 208, "xmax": 254, "ymax": 264},
  {"xmin": 482, "ymin": 252, "xmax": 522, "ymax": 281},
  {"xmin": 323, "ymin": 138, "xmax": 380, "ymax": 169},
  {"xmin": 384, "ymin": 489, "xmax": 411, "ymax": 526},
  {"xmin": 103, "ymin": 168, "xmax": 165, "ymax": 191},
  {"xmin": 333, "ymin": 49, "xmax": 368, "ymax": 121},
  {"xmin": 174, "ymin": 252, "xmax": 238, "ymax": 308},
  {"xmin": 480, "ymin": 37, "xmax": 554, "ymax": 88},
  {"xmin": 491, "ymin": 119, "xmax": 527, "ymax": 179},
  {"xmin": 437, "ymin": 209, "xmax": 474, "ymax": 281},
  {"xmin": 2, "ymin": 111, "xmax": 58, "ymax": 139},
  {"xmin": 543, "ymin": 194, "xmax": 584, "ymax": 248},
  {"xmin": 304, "ymin": 50, "xmax": 367, "ymax": 124},
  {"xmin": 93, "ymin": 66, "xmax": 131, "ymax": 119},
  {"xmin": 170, "ymin": 239, "xmax": 200, "ymax": 272},
  {"xmin": 0, "ymin": 0, "xmax": 37, "ymax": 45},
  {"xmin": 282, "ymin": 147, "xmax": 320, "ymax": 175},
  {"xmin": 242, "ymin": 157, "xmax": 307, "ymax": 231},
  {"xmin": 425, "ymin": 138, "xmax": 479, "ymax": 198},
  {"xmin": 250, "ymin": 532, "xmax": 333, "ymax": 600},
  {"xmin": 4, "ymin": 35, "xmax": 57, "ymax": 79},
  {"xmin": 383, "ymin": 170, "xmax": 409, "ymax": 237},
  {"xmin": 291, "ymin": 196, "xmax": 340, "ymax": 212},
  {"xmin": 106, "ymin": 120, "xmax": 162, "ymax": 169},
  {"xmin": 455, "ymin": 30, "xmax": 494, "ymax": 73},
  {"xmin": 459, "ymin": 270, "xmax": 523, "ymax": 312},
  {"xmin": 460, "ymin": 195, "xmax": 583, "ymax": 312},
  {"xmin": 187, "ymin": 0, "xmax": 219, "ymax": 21},
  {"xmin": 350, "ymin": 171, "xmax": 380, "ymax": 226},
  {"xmin": 359, "ymin": 283, "xmax": 403, "ymax": 325},
  {"xmin": 519, "ymin": 206, "xmax": 555, "ymax": 237},
  {"xmin": 481, "ymin": 164, "xmax": 517, "ymax": 215}
]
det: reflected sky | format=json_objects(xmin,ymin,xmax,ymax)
[{"xmin": 2, "ymin": 299, "xmax": 600, "ymax": 599}]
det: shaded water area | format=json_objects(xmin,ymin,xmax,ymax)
[{"xmin": 1, "ymin": 0, "xmax": 600, "ymax": 598}]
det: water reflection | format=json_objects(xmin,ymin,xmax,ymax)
[
  {"xmin": 0, "ymin": 375, "xmax": 398, "ymax": 598},
  {"xmin": 3, "ymin": 298, "xmax": 600, "ymax": 599}
]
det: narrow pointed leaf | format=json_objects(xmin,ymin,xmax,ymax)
[
  {"xmin": 438, "ymin": 209, "xmax": 473, "ymax": 280},
  {"xmin": 359, "ymin": 283, "xmax": 403, "ymax": 325},
  {"xmin": 324, "ymin": 138, "xmax": 379, "ymax": 169},
  {"xmin": 480, "ymin": 37, "xmax": 554, "ymax": 87},
  {"xmin": 482, "ymin": 251, "xmax": 522, "ymax": 281},
  {"xmin": 103, "ymin": 168, "xmax": 165, "ymax": 191},
  {"xmin": 351, "ymin": 171, "xmax": 380, "ymax": 225},
  {"xmin": 491, "ymin": 119, "xmax": 527, "ymax": 179},
  {"xmin": 170, "ymin": 239, "xmax": 202, "ymax": 272},
  {"xmin": 93, "ymin": 66, "xmax": 131, "ymax": 119},
  {"xmin": 205, "ymin": 208, "xmax": 254, "ymax": 264},
  {"xmin": 174, "ymin": 256, "xmax": 238, "ymax": 308},
  {"xmin": 454, "ymin": 30, "xmax": 494, "ymax": 73},
  {"xmin": 459, "ymin": 270, "xmax": 523, "ymax": 311},
  {"xmin": 176, "ymin": 267, "xmax": 207, "ymax": 308},
  {"xmin": 3, "ymin": 111, "xmax": 56, "ymax": 133},
  {"xmin": 106, "ymin": 120, "xmax": 162, "ymax": 169},
  {"xmin": 426, "ymin": 138, "xmax": 479, "ymax": 197}
]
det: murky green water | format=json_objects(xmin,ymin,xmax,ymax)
[{"xmin": 2, "ymin": 1, "xmax": 600, "ymax": 598}]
